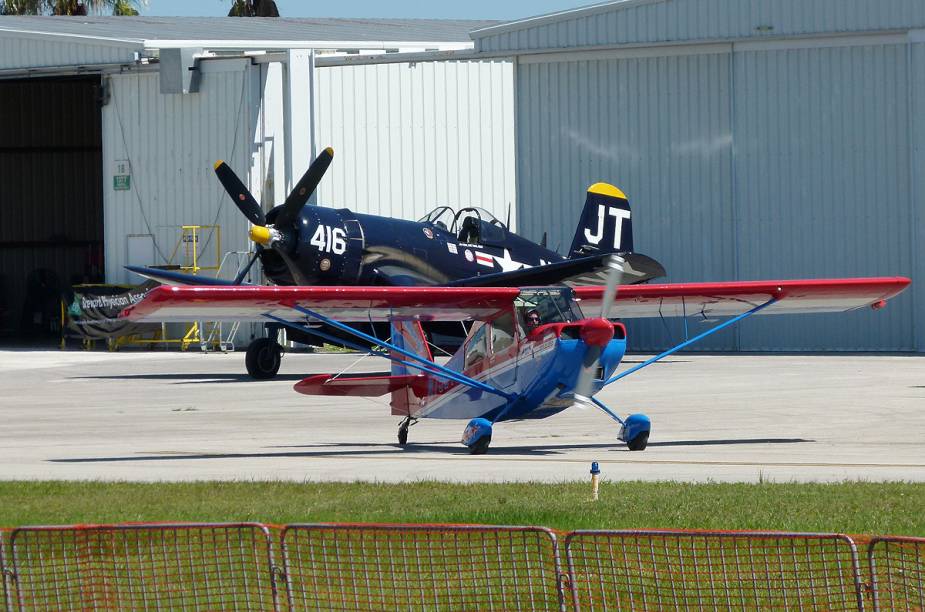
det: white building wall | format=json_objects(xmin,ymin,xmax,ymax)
[
  {"xmin": 732, "ymin": 39, "xmax": 915, "ymax": 351},
  {"xmin": 101, "ymin": 58, "xmax": 263, "ymax": 284},
  {"xmin": 313, "ymin": 59, "xmax": 516, "ymax": 227},
  {"xmin": 516, "ymin": 46, "xmax": 738, "ymax": 350},
  {"xmin": 515, "ymin": 36, "xmax": 919, "ymax": 351}
]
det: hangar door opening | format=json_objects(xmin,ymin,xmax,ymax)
[{"xmin": 0, "ymin": 76, "xmax": 104, "ymax": 345}]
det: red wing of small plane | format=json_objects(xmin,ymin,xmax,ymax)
[{"xmin": 121, "ymin": 275, "xmax": 910, "ymax": 454}]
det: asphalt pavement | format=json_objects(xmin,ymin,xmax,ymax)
[{"xmin": 0, "ymin": 349, "xmax": 922, "ymax": 483}]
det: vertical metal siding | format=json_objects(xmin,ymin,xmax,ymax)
[
  {"xmin": 0, "ymin": 35, "xmax": 137, "ymax": 70},
  {"xmin": 733, "ymin": 43, "xmax": 914, "ymax": 350},
  {"xmin": 911, "ymin": 41, "xmax": 925, "ymax": 352},
  {"xmin": 516, "ymin": 50, "xmax": 737, "ymax": 350},
  {"xmin": 313, "ymin": 60, "xmax": 516, "ymax": 226},
  {"xmin": 476, "ymin": 0, "xmax": 925, "ymax": 53},
  {"xmin": 101, "ymin": 60, "xmax": 260, "ymax": 284}
]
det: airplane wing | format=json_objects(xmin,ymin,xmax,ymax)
[
  {"xmin": 573, "ymin": 277, "xmax": 911, "ymax": 318},
  {"xmin": 120, "ymin": 285, "xmax": 519, "ymax": 323},
  {"xmin": 448, "ymin": 252, "xmax": 665, "ymax": 288}
]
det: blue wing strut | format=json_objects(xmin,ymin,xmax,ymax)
[{"xmin": 263, "ymin": 305, "xmax": 515, "ymax": 402}]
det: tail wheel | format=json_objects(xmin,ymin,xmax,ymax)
[{"xmin": 245, "ymin": 337, "xmax": 282, "ymax": 380}]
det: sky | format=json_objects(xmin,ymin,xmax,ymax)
[{"xmin": 141, "ymin": 0, "xmax": 599, "ymax": 20}]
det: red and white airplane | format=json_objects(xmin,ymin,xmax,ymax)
[{"xmin": 122, "ymin": 255, "xmax": 910, "ymax": 454}]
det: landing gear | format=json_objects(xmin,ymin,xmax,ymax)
[
  {"xmin": 245, "ymin": 337, "xmax": 282, "ymax": 380},
  {"xmin": 461, "ymin": 418, "xmax": 493, "ymax": 455},
  {"xmin": 626, "ymin": 431, "xmax": 649, "ymax": 451},
  {"xmin": 619, "ymin": 414, "xmax": 651, "ymax": 452},
  {"xmin": 397, "ymin": 417, "xmax": 416, "ymax": 446}
]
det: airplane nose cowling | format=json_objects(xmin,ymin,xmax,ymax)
[{"xmin": 580, "ymin": 318, "xmax": 615, "ymax": 348}]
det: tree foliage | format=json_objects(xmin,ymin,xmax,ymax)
[{"xmin": 0, "ymin": 0, "xmax": 143, "ymax": 15}]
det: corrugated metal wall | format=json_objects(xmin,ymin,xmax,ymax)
[
  {"xmin": 101, "ymin": 59, "xmax": 260, "ymax": 284},
  {"xmin": 0, "ymin": 35, "xmax": 137, "ymax": 70},
  {"xmin": 912, "ymin": 39, "xmax": 925, "ymax": 352},
  {"xmin": 475, "ymin": 0, "xmax": 925, "ymax": 53},
  {"xmin": 516, "ymin": 37, "xmax": 919, "ymax": 351},
  {"xmin": 517, "ymin": 48, "xmax": 738, "ymax": 350},
  {"xmin": 314, "ymin": 59, "xmax": 516, "ymax": 225},
  {"xmin": 732, "ymin": 41, "xmax": 914, "ymax": 350}
]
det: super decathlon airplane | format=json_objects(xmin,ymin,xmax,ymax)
[
  {"xmin": 127, "ymin": 148, "xmax": 665, "ymax": 379},
  {"xmin": 121, "ymin": 257, "xmax": 910, "ymax": 454}
]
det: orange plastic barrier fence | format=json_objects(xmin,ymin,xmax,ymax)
[
  {"xmin": 6, "ymin": 523, "xmax": 277, "ymax": 611},
  {"xmin": 868, "ymin": 536, "xmax": 925, "ymax": 612},
  {"xmin": 0, "ymin": 524, "xmax": 922, "ymax": 611},
  {"xmin": 564, "ymin": 530, "xmax": 864, "ymax": 611},
  {"xmin": 281, "ymin": 524, "xmax": 563, "ymax": 611}
]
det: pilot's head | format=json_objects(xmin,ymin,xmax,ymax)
[{"xmin": 525, "ymin": 309, "xmax": 542, "ymax": 330}]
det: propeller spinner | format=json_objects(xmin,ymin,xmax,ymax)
[{"xmin": 214, "ymin": 148, "xmax": 335, "ymax": 285}]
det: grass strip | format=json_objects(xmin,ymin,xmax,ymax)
[{"xmin": 0, "ymin": 480, "xmax": 921, "ymax": 535}]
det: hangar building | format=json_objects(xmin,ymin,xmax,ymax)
[
  {"xmin": 1, "ymin": 1, "xmax": 922, "ymax": 353},
  {"xmin": 466, "ymin": 0, "xmax": 925, "ymax": 352}
]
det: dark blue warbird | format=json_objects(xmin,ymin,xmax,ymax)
[{"xmin": 128, "ymin": 148, "xmax": 665, "ymax": 379}]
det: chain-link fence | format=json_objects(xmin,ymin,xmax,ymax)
[
  {"xmin": 8, "ymin": 523, "xmax": 277, "ymax": 611},
  {"xmin": 564, "ymin": 530, "xmax": 864, "ymax": 611},
  {"xmin": 280, "ymin": 523, "xmax": 564, "ymax": 611},
  {"xmin": 868, "ymin": 536, "xmax": 925, "ymax": 612}
]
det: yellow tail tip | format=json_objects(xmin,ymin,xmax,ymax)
[{"xmin": 588, "ymin": 182, "xmax": 627, "ymax": 200}]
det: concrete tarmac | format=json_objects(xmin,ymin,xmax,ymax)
[{"xmin": 0, "ymin": 349, "xmax": 922, "ymax": 483}]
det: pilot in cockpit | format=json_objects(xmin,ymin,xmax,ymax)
[{"xmin": 524, "ymin": 308, "xmax": 543, "ymax": 332}]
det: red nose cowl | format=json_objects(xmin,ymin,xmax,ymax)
[{"xmin": 580, "ymin": 318, "xmax": 615, "ymax": 348}]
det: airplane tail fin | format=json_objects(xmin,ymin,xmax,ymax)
[
  {"xmin": 389, "ymin": 320, "xmax": 433, "ymax": 416},
  {"xmin": 567, "ymin": 183, "xmax": 633, "ymax": 259}
]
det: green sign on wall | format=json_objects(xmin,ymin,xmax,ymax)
[{"xmin": 113, "ymin": 175, "xmax": 131, "ymax": 191}]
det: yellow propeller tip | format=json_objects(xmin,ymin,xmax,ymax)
[
  {"xmin": 324, "ymin": 147, "xmax": 334, "ymax": 156},
  {"xmin": 213, "ymin": 160, "xmax": 225, "ymax": 170}
]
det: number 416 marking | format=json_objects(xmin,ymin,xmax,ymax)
[{"xmin": 310, "ymin": 225, "xmax": 347, "ymax": 254}]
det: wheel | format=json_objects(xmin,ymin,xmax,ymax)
[
  {"xmin": 245, "ymin": 338, "xmax": 282, "ymax": 380},
  {"xmin": 469, "ymin": 435, "xmax": 491, "ymax": 455},
  {"xmin": 398, "ymin": 425, "xmax": 409, "ymax": 446},
  {"xmin": 627, "ymin": 431, "xmax": 649, "ymax": 452}
]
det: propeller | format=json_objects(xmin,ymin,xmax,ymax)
[
  {"xmin": 573, "ymin": 254, "xmax": 625, "ymax": 407},
  {"xmin": 214, "ymin": 147, "xmax": 334, "ymax": 285}
]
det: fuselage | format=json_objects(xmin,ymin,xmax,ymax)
[
  {"xmin": 260, "ymin": 204, "xmax": 566, "ymax": 287},
  {"xmin": 419, "ymin": 322, "xmax": 627, "ymax": 422}
]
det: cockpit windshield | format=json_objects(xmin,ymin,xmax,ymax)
[
  {"xmin": 515, "ymin": 288, "xmax": 583, "ymax": 327},
  {"xmin": 418, "ymin": 206, "xmax": 456, "ymax": 232},
  {"xmin": 418, "ymin": 206, "xmax": 509, "ymax": 235}
]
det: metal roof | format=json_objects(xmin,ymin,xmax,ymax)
[
  {"xmin": 0, "ymin": 16, "xmax": 499, "ymax": 48},
  {"xmin": 472, "ymin": 0, "xmax": 925, "ymax": 53}
]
